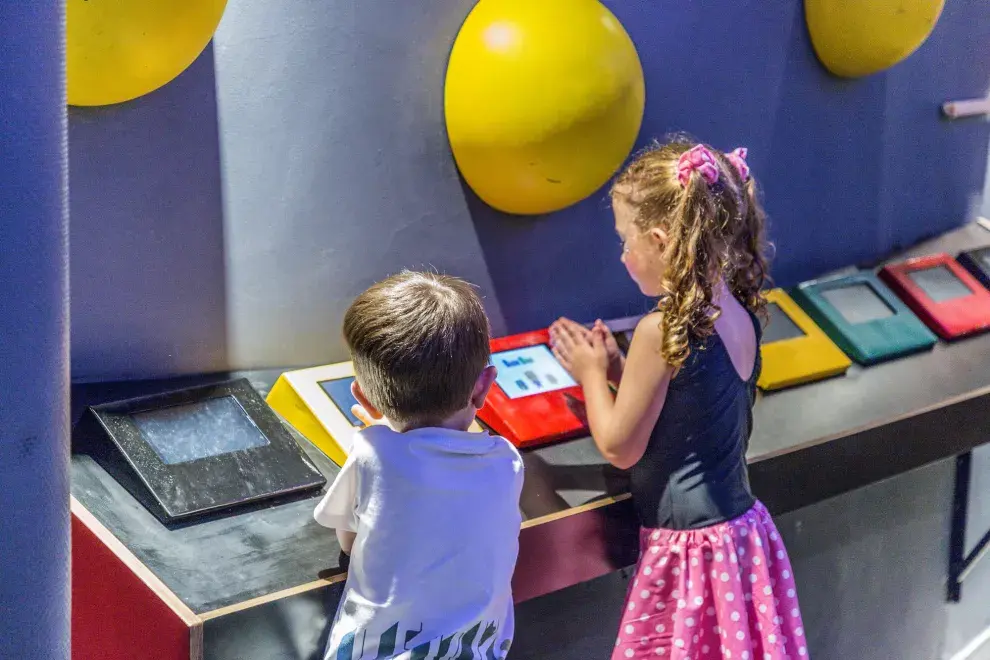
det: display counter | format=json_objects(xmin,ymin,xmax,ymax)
[{"xmin": 72, "ymin": 223, "xmax": 990, "ymax": 660}]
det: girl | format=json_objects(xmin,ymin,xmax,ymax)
[{"xmin": 550, "ymin": 139, "xmax": 808, "ymax": 660}]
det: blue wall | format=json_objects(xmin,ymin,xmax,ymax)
[
  {"xmin": 68, "ymin": 0, "xmax": 990, "ymax": 373},
  {"xmin": 472, "ymin": 0, "xmax": 990, "ymax": 333}
]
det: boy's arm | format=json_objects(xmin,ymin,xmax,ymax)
[
  {"xmin": 314, "ymin": 454, "xmax": 361, "ymax": 555},
  {"xmin": 337, "ymin": 529, "xmax": 356, "ymax": 555}
]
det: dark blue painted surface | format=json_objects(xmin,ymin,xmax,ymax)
[
  {"xmin": 470, "ymin": 0, "xmax": 990, "ymax": 333},
  {"xmin": 0, "ymin": 4, "xmax": 71, "ymax": 658}
]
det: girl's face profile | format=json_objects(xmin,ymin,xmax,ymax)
[{"xmin": 613, "ymin": 195, "xmax": 666, "ymax": 297}]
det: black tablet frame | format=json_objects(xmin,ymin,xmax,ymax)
[{"xmin": 78, "ymin": 378, "xmax": 326, "ymax": 523}]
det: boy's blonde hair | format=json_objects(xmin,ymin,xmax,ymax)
[
  {"xmin": 343, "ymin": 271, "xmax": 491, "ymax": 427},
  {"xmin": 611, "ymin": 137, "xmax": 770, "ymax": 368}
]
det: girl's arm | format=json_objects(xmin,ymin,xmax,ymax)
[{"xmin": 551, "ymin": 313, "xmax": 672, "ymax": 469}]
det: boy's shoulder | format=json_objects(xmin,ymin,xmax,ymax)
[{"xmin": 353, "ymin": 425, "xmax": 522, "ymax": 468}]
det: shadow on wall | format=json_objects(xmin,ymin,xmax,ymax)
[
  {"xmin": 465, "ymin": 0, "xmax": 990, "ymax": 334},
  {"xmin": 211, "ymin": 0, "xmax": 507, "ymax": 372},
  {"xmin": 69, "ymin": 45, "xmax": 228, "ymax": 382},
  {"xmin": 462, "ymin": 178, "xmax": 654, "ymax": 335}
]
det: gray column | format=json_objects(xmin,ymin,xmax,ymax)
[{"xmin": 0, "ymin": 3, "xmax": 71, "ymax": 659}]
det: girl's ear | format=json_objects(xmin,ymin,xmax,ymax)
[{"xmin": 647, "ymin": 227, "xmax": 668, "ymax": 251}]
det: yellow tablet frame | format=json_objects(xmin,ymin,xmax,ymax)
[
  {"xmin": 267, "ymin": 362, "xmax": 484, "ymax": 466},
  {"xmin": 759, "ymin": 289, "xmax": 852, "ymax": 391}
]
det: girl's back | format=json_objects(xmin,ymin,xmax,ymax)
[{"xmin": 630, "ymin": 294, "xmax": 761, "ymax": 529}]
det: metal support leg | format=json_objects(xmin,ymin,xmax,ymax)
[
  {"xmin": 948, "ymin": 451, "xmax": 990, "ymax": 602},
  {"xmin": 948, "ymin": 452, "xmax": 971, "ymax": 602}
]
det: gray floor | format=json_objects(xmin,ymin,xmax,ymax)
[{"xmin": 512, "ymin": 571, "xmax": 629, "ymax": 660}]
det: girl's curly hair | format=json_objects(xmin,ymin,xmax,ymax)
[{"xmin": 611, "ymin": 137, "xmax": 770, "ymax": 369}]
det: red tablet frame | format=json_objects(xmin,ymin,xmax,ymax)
[
  {"xmin": 478, "ymin": 329, "xmax": 588, "ymax": 449},
  {"xmin": 878, "ymin": 253, "xmax": 990, "ymax": 340}
]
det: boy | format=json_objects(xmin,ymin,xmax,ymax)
[{"xmin": 315, "ymin": 271, "xmax": 523, "ymax": 660}]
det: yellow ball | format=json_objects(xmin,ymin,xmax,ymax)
[
  {"xmin": 67, "ymin": 0, "xmax": 228, "ymax": 106},
  {"xmin": 445, "ymin": 0, "xmax": 645, "ymax": 215},
  {"xmin": 806, "ymin": 0, "xmax": 945, "ymax": 78}
]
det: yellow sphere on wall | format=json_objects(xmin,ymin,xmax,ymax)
[
  {"xmin": 445, "ymin": 0, "xmax": 646, "ymax": 215},
  {"xmin": 67, "ymin": 0, "xmax": 228, "ymax": 106},
  {"xmin": 806, "ymin": 0, "xmax": 945, "ymax": 78}
]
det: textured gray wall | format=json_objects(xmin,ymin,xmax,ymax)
[
  {"xmin": 0, "ymin": 3, "xmax": 71, "ymax": 658},
  {"xmin": 211, "ymin": 0, "xmax": 505, "ymax": 370}
]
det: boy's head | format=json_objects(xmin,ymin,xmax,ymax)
[{"xmin": 343, "ymin": 271, "xmax": 494, "ymax": 430}]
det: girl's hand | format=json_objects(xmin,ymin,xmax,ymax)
[
  {"xmin": 592, "ymin": 319, "xmax": 625, "ymax": 384},
  {"xmin": 550, "ymin": 318, "xmax": 624, "ymax": 384},
  {"xmin": 550, "ymin": 317, "xmax": 609, "ymax": 384}
]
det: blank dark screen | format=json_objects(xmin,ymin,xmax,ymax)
[
  {"xmin": 978, "ymin": 248, "xmax": 990, "ymax": 272},
  {"xmin": 133, "ymin": 396, "xmax": 269, "ymax": 465},
  {"xmin": 821, "ymin": 284, "xmax": 895, "ymax": 325},
  {"xmin": 319, "ymin": 377, "xmax": 362, "ymax": 427},
  {"xmin": 908, "ymin": 266, "xmax": 972, "ymax": 303},
  {"xmin": 762, "ymin": 303, "xmax": 805, "ymax": 344}
]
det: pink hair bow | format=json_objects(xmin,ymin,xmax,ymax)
[
  {"xmin": 726, "ymin": 147, "xmax": 750, "ymax": 182},
  {"xmin": 676, "ymin": 145, "xmax": 719, "ymax": 188}
]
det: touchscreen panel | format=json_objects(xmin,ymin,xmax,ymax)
[
  {"xmin": 821, "ymin": 284, "xmax": 896, "ymax": 325},
  {"xmin": 133, "ymin": 396, "xmax": 270, "ymax": 465},
  {"xmin": 762, "ymin": 302, "xmax": 806, "ymax": 344},
  {"xmin": 492, "ymin": 345, "xmax": 577, "ymax": 400},
  {"xmin": 319, "ymin": 377, "xmax": 363, "ymax": 427},
  {"xmin": 907, "ymin": 265, "xmax": 973, "ymax": 303}
]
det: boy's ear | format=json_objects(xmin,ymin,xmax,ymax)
[
  {"xmin": 470, "ymin": 365, "xmax": 498, "ymax": 410},
  {"xmin": 351, "ymin": 380, "xmax": 385, "ymax": 420}
]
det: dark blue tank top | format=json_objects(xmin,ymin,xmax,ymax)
[{"xmin": 629, "ymin": 310, "xmax": 761, "ymax": 530}]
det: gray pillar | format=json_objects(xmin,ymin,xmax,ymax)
[{"xmin": 0, "ymin": 3, "xmax": 71, "ymax": 660}]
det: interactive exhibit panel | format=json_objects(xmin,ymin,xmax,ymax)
[
  {"xmin": 74, "ymin": 379, "xmax": 326, "ymax": 524},
  {"xmin": 268, "ymin": 361, "xmax": 485, "ymax": 466},
  {"xmin": 957, "ymin": 246, "xmax": 990, "ymax": 291},
  {"xmin": 879, "ymin": 253, "xmax": 990, "ymax": 340},
  {"xmin": 758, "ymin": 289, "xmax": 852, "ymax": 391},
  {"xmin": 479, "ymin": 329, "xmax": 588, "ymax": 448},
  {"xmin": 790, "ymin": 272, "xmax": 937, "ymax": 366}
]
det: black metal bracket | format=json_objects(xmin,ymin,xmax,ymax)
[{"xmin": 948, "ymin": 451, "xmax": 990, "ymax": 602}]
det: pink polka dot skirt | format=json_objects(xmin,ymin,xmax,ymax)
[{"xmin": 611, "ymin": 502, "xmax": 808, "ymax": 660}]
